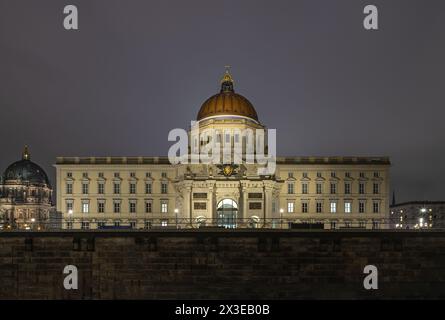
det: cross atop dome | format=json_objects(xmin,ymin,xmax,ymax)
[
  {"xmin": 220, "ymin": 66, "xmax": 234, "ymax": 93},
  {"xmin": 22, "ymin": 145, "xmax": 30, "ymax": 160}
]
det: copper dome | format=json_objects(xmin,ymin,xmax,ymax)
[{"xmin": 197, "ymin": 71, "xmax": 259, "ymax": 122}]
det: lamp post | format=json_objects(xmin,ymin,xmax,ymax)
[
  {"xmin": 280, "ymin": 208, "xmax": 284, "ymax": 229},
  {"xmin": 174, "ymin": 208, "xmax": 179, "ymax": 229}
]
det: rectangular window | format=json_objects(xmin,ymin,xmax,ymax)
[
  {"xmin": 113, "ymin": 202, "xmax": 121, "ymax": 213},
  {"xmin": 359, "ymin": 201, "xmax": 365, "ymax": 213},
  {"xmin": 374, "ymin": 172, "xmax": 380, "ymax": 178},
  {"xmin": 81, "ymin": 222, "xmax": 89, "ymax": 230},
  {"xmin": 67, "ymin": 172, "xmax": 72, "ymax": 178},
  {"xmin": 130, "ymin": 202, "xmax": 136, "ymax": 213},
  {"xmin": 360, "ymin": 172, "xmax": 365, "ymax": 178},
  {"xmin": 145, "ymin": 183, "xmax": 152, "ymax": 194},
  {"xmin": 129, "ymin": 183, "xmax": 136, "ymax": 194},
  {"xmin": 316, "ymin": 183, "xmax": 322, "ymax": 194},
  {"xmin": 161, "ymin": 172, "xmax": 167, "ymax": 178},
  {"xmin": 82, "ymin": 173, "xmax": 88, "ymax": 178},
  {"xmin": 82, "ymin": 202, "xmax": 89, "ymax": 213},
  {"xmin": 98, "ymin": 201, "xmax": 105, "ymax": 213},
  {"xmin": 302, "ymin": 202, "xmax": 308, "ymax": 213},
  {"xmin": 249, "ymin": 202, "xmax": 262, "ymax": 210},
  {"xmin": 288, "ymin": 183, "xmax": 294, "ymax": 194},
  {"xmin": 316, "ymin": 172, "xmax": 322, "ymax": 178},
  {"xmin": 114, "ymin": 183, "xmax": 120, "ymax": 194},
  {"xmin": 114, "ymin": 172, "xmax": 120, "ymax": 178},
  {"xmin": 331, "ymin": 172, "xmax": 336, "ymax": 178},
  {"xmin": 66, "ymin": 201, "xmax": 73, "ymax": 213},
  {"xmin": 330, "ymin": 221, "xmax": 337, "ymax": 229},
  {"xmin": 194, "ymin": 202, "xmax": 207, "ymax": 210},
  {"xmin": 330, "ymin": 183, "xmax": 336, "ymax": 194},
  {"xmin": 359, "ymin": 183, "xmax": 365, "ymax": 194},
  {"xmin": 82, "ymin": 183, "xmax": 89, "ymax": 195},
  {"xmin": 145, "ymin": 201, "xmax": 152, "ymax": 213},
  {"xmin": 130, "ymin": 172, "xmax": 136, "ymax": 178},
  {"xmin": 66, "ymin": 222, "xmax": 73, "ymax": 229},
  {"xmin": 344, "ymin": 183, "xmax": 351, "ymax": 194},
  {"xmin": 316, "ymin": 202, "xmax": 322, "ymax": 213},
  {"xmin": 98, "ymin": 172, "xmax": 104, "ymax": 178},
  {"xmin": 288, "ymin": 172, "xmax": 294, "ymax": 178},
  {"xmin": 302, "ymin": 183, "xmax": 308, "ymax": 194},
  {"xmin": 161, "ymin": 220, "xmax": 168, "ymax": 227},
  {"xmin": 372, "ymin": 221, "xmax": 379, "ymax": 229},
  {"xmin": 161, "ymin": 201, "xmax": 168, "ymax": 213},
  {"xmin": 66, "ymin": 183, "xmax": 73, "ymax": 194},
  {"xmin": 345, "ymin": 172, "xmax": 350, "ymax": 178},
  {"xmin": 287, "ymin": 202, "xmax": 294, "ymax": 213},
  {"xmin": 344, "ymin": 202, "xmax": 351, "ymax": 213},
  {"xmin": 330, "ymin": 202, "xmax": 337, "ymax": 213},
  {"xmin": 373, "ymin": 183, "xmax": 379, "ymax": 194},
  {"xmin": 98, "ymin": 182, "xmax": 104, "ymax": 194},
  {"xmin": 161, "ymin": 182, "xmax": 168, "ymax": 194},
  {"xmin": 373, "ymin": 202, "xmax": 380, "ymax": 213}
]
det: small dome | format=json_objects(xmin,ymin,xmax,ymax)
[
  {"xmin": 2, "ymin": 146, "xmax": 50, "ymax": 187},
  {"xmin": 197, "ymin": 70, "xmax": 259, "ymax": 122}
]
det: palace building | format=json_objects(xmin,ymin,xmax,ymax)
[{"xmin": 55, "ymin": 71, "xmax": 391, "ymax": 230}]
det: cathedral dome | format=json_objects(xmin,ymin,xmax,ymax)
[
  {"xmin": 2, "ymin": 146, "xmax": 50, "ymax": 187},
  {"xmin": 197, "ymin": 70, "xmax": 259, "ymax": 122}
]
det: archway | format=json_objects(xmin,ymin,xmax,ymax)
[{"xmin": 216, "ymin": 199, "xmax": 238, "ymax": 228}]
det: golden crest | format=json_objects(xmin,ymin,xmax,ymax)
[{"xmin": 223, "ymin": 165, "xmax": 234, "ymax": 176}]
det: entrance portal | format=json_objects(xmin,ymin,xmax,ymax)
[{"xmin": 216, "ymin": 199, "xmax": 238, "ymax": 228}]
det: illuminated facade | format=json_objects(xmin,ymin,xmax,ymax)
[{"xmin": 55, "ymin": 71, "xmax": 391, "ymax": 230}]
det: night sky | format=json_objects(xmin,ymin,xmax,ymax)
[{"xmin": 1, "ymin": 0, "xmax": 444, "ymax": 202}]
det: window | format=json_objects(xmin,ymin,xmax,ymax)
[
  {"xmin": 81, "ymin": 222, "xmax": 89, "ymax": 230},
  {"xmin": 113, "ymin": 201, "xmax": 121, "ymax": 213},
  {"xmin": 129, "ymin": 183, "xmax": 136, "ymax": 194},
  {"xmin": 288, "ymin": 183, "xmax": 294, "ymax": 194},
  {"xmin": 98, "ymin": 201, "xmax": 105, "ymax": 213},
  {"xmin": 302, "ymin": 172, "xmax": 308, "ymax": 178},
  {"xmin": 316, "ymin": 172, "xmax": 322, "ymax": 178},
  {"xmin": 114, "ymin": 172, "xmax": 120, "ymax": 178},
  {"xmin": 372, "ymin": 221, "xmax": 379, "ymax": 229},
  {"xmin": 130, "ymin": 221, "xmax": 136, "ymax": 229},
  {"xmin": 359, "ymin": 183, "xmax": 365, "ymax": 194},
  {"xmin": 373, "ymin": 183, "xmax": 379, "ymax": 194},
  {"xmin": 344, "ymin": 202, "xmax": 351, "ymax": 213},
  {"xmin": 114, "ymin": 183, "xmax": 120, "ymax": 194},
  {"xmin": 66, "ymin": 201, "xmax": 73, "ymax": 213},
  {"xmin": 287, "ymin": 202, "xmax": 294, "ymax": 213},
  {"xmin": 359, "ymin": 172, "xmax": 365, "ymax": 178},
  {"xmin": 161, "ymin": 201, "xmax": 168, "ymax": 213},
  {"xmin": 331, "ymin": 172, "xmax": 336, "ymax": 178},
  {"xmin": 302, "ymin": 183, "xmax": 308, "ymax": 194},
  {"xmin": 66, "ymin": 222, "xmax": 73, "ymax": 229},
  {"xmin": 373, "ymin": 202, "xmax": 380, "ymax": 213},
  {"xmin": 98, "ymin": 182, "xmax": 104, "ymax": 194},
  {"xmin": 288, "ymin": 172, "xmax": 294, "ymax": 178},
  {"xmin": 114, "ymin": 221, "xmax": 120, "ymax": 227},
  {"xmin": 67, "ymin": 172, "xmax": 72, "ymax": 178},
  {"xmin": 98, "ymin": 172, "xmax": 104, "ymax": 178},
  {"xmin": 194, "ymin": 202, "xmax": 207, "ymax": 210},
  {"xmin": 82, "ymin": 202, "xmax": 89, "ymax": 213},
  {"xmin": 330, "ymin": 183, "xmax": 336, "ymax": 194},
  {"xmin": 330, "ymin": 202, "xmax": 337, "ymax": 213},
  {"xmin": 344, "ymin": 221, "xmax": 351, "ymax": 228},
  {"xmin": 143, "ymin": 200, "xmax": 152, "ymax": 213},
  {"xmin": 316, "ymin": 202, "xmax": 322, "ymax": 213},
  {"xmin": 359, "ymin": 201, "xmax": 365, "ymax": 213},
  {"xmin": 145, "ymin": 183, "xmax": 152, "ymax": 194},
  {"xmin": 146, "ymin": 172, "xmax": 151, "ymax": 178},
  {"xmin": 344, "ymin": 183, "xmax": 351, "ymax": 194},
  {"xmin": 161, "ymin": 220, "xmax": 168, "ymax": 227},
  {"xmin": 144, "ymin": 221, "xmax": 151, "ymax": 229},
  {"xmin": 130, "ymin": 172, "xmax": 136, "ymax": 178},
  {"xmin": 161, "ymin": 182, "xmax": 168, "ymax": 194},
  {"xmin": 359, "ymin": 221, "xmax": 366, "ymax": 228},
  {"xmin": 374, "ymin": 172, "xmax": 380, "ymax": 178},
  {"xmin": 316, "ymin": 183, "xmax": 322, "ymax": 194},
  {"xmin": 161, "ymin": 172, "xmax": 167, "ymax": 178},
  {"xmin": 249, "ymin": 202, "xmax": 262, "ymax": 210},
  {"xmin": 345, "ymin": 172, "xmax": 350, "ymax": 178},
  {"xmin": 82, "ymin": 183, "xmax": 89, "ymax": 195},
  {"xmin": 66, "ymin": 183, "xmax": 73, "ymax": 194},
  {"xmin": 330, "ymin": 221, "xmax": 337, "ymax": 229},
  {"xmin": 130, "ymin": 202, "xmax": 136, "ymax": 213},
  {"xmin": 97, "ymin": 221, "xmax": 105, "ymax": 228},
  {"xmin": 302, "ymin": 202, "xmax": 308, "ymax": 213},
  {"xmin": 82, "ymin": 173, "xmax": 88, "ymax": 178}
]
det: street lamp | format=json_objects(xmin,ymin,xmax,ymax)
[
  {"xmin": 280, "ymin": 208, "xmax": 284, "ymax": 229},
  {"xmin": 174, "ymin": 208, "xmax": 179, "ymax": 229}
]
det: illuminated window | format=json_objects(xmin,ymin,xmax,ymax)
[
  {"xmin": 344, "ymin": 202, "xmax": 351, "ymax": 213},
  {"xmin": 161, "ymin": 201, "xmax": 168, "ymax": 213},
  {"xmin": 287, "ymin": 202, "xmax": 294, "ymax": 213},
  {"xmin": 330, "ymin": 202, "xmax": 337, "ymax": 213},
  {"xmin": 81, "ymin": 202, "xmax": 89, "ymax": 213}
]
